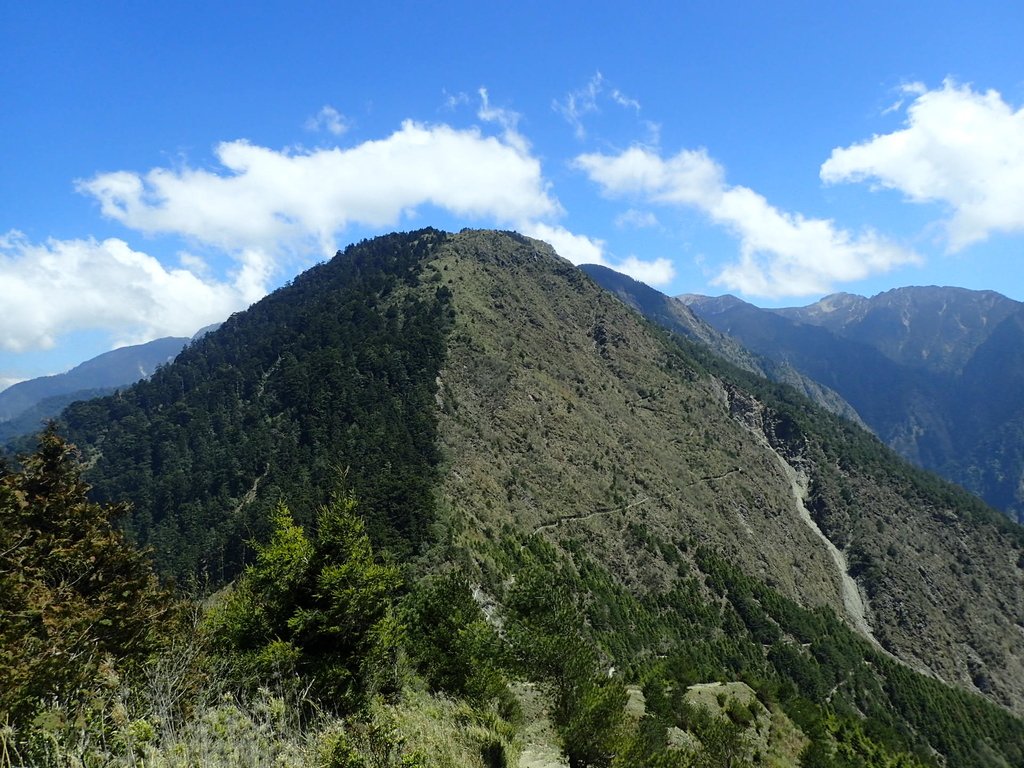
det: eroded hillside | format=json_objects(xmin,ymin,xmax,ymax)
[{"xmin": 429, "ymin": 230, "xmax": 1024, "ymax": 712}]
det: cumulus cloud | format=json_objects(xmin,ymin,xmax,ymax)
[
  {"xmin": 305, "ymin": 105, "xmax": 349, "ymax": 135},
  {"xmin": 524, "ymin": 222, "xmax": 606, "ymax": 264},
  {"xmin": 0, "ymin": 231, "xmax": 251, "ymax": 352},
  {"xmin": 610, "ymin": 254, "xmax": 675, "ymax": 286},
  {"xmin": 821, "ymin": 80, "xmax": 1024, "ymax": 250},
  {"xmin": 524, "ymin": 222, "xmax": 675, "ymax": 287},
  {"xmin": 25, "ymin": 114, "xmax": 645, "ymax": 356},
  {"xmin": 575, "ymin": 146, "xmax": 918, "ymax": 297},
  {"xmin": 29, "ymin": 108, "xmax": 673, "ymax": 358},
  {"xmin": 78, "ymin": 121, "xmax": 560, "ymax": 259}
]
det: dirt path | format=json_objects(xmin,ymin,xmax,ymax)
[
  {"xmin": 513, "ymin": 683, "xmax": 567, "ymax": 768},
  {"xmin": 530, "ymin": 468, "xmax": 742, "ymax": 536}
]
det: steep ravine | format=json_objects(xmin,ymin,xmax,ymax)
[
  {"xmin": 728, "ymin": 389, "xmax": 880, "ymax": 647},
  {"xmin": 774, "ymin": 450, "xmax": 878, "ymax": 646}
]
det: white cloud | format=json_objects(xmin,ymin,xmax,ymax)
[
  {"xmin": 576, "ymin": 146, "xmax": 919, "ymax": 297},
  {"xmin": 0, "ymin": 231, "xmax": 250, "ymax": 352},
  {"xmin": 477, "ymin": 88, "xmax": 520, "ymax": 133},
  {"xmin": 610, "ymin": 88, "xmax": 641, "ymax": 113},
  {"xmin": 442, "ymin": 89, "xmax": 470, "ymax": 111},
  {"xmin": 20, "ymin": 114, "xmax": 620, "ymax": 356},
  {"xmin": 821, "ymin": 80, "xmax": 1024, "ymax": 250},
  {"xmin": 524, "ymin": 222, "xmax": 606, "ymax": 264},
  {"xmin": 78, "ymin": 120, "xmax": 560, "ymax": 260},
  {"xmin": 612, "ymin": 255, "xmax": 675, "ymax": 286},
  {"xmin": 577, "ymin": 146, "xmax": 725, "ymax": 206},
  {"xmin": 305, "ymin": 105, "xmax": 349, "ymax": 136},
  {"xmin": 523, "ymin": 222, "xmax": 675, "ymax": 287},
  {"xmin": 476, "ymin": 88, "xmax": 529, "ymax": 153},
  {"xmin": 24, "ymin": 107, "xmax": 677, "ymax": 358}
]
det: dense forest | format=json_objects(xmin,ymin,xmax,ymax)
[
  {"xmin": 4, "ymin": 430, "xmax": 1023, "ymax": 766},
  {"xmin": 61, "ymin": 229, "xmax": 454, "ymax": 580}
]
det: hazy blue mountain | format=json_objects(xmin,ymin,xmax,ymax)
[
  {"xmin": 774, "ymin": 286, "xmax": 1022, "ymax": 373},
  {"xmin": 0, "ymin": 336, "xmax": 190, "ymax": 429},
  {"xmin": 683, "ymin": 288, "xmax": 1024, "ymax": 521}
]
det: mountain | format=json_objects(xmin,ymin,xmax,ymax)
[
  {"xmin": 774, "ymin": 286, "xmax": 1022, "ymax": 374},
  {"xmin": 582, "ymin": 264, "xmax": 865, "ymax": 426},
  {"xmin": 0, "ymin": 335, "xmax": 191, "ymax": 426},
  {"xmin": 44, "ymin": 230, "xmax": 1024, "ymax": 764},
  {"xmin": 683, "ymin": 288, "xmax": 1024, "ymax": 522}
]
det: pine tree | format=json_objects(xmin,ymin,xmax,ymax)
[{"xmin": 0, "ymin": 425, "xmax": 168, "ymax": 722}]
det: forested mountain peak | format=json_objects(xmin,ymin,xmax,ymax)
[{"xmin": 19, "ymin": 228, "xmax": 1024, "ymax": 765}]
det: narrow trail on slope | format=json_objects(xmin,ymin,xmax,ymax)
[{"xmin": 530, "ymin": 468, "xmax": 742, "ymax": 536}]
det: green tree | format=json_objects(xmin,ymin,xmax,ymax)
[
  {"xmin": 209, "ymin": 493, "xmax": 402, "ymax": 709},
  {"xmin": 0, "ymin": 426, "xmax": 169, "ymax": 722},
  {"xmin": 506, "ymin": 565, "xmax": 629, "ymax": 767},
  {"xmin": 402, "ymin": 572, "xmax": 509, "ymax": 707}
]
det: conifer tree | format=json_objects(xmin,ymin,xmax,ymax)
[{"xmin": 0, "ymin": 426, "xmax": 168, "ymax": 722}]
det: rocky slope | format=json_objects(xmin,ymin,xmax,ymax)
[
  {"xmin": 582, "ymin": 264, "xmax": 865, "ymax": 426},
  {"xmin": 428, "ymin": 231, "xmax": 1024, "ymax": 712}
]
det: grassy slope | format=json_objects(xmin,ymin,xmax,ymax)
[{"xmin": 429, "ymin": 230, "xmax": 1024, "ymax": 715}]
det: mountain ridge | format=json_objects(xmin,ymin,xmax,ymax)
[
  {"xmin": 0, "ymin": 336, "xmax": 192, "ymax": 423},
  {"xmin": 23, "ymin": 229, "xmax": 1024, "ymax": 765},
  {"xmin": 771, "ymin": 285, "xmax": 1022, "ymax": 373},
  {"xmin": 583, "ymin": 265, "xmax": 866, "ymax": 427}
]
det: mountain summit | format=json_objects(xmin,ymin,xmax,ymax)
[{"xmin": 49, "ymin": 229, "xmax": 1024, "ymax": 763}]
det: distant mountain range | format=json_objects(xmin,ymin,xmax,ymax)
[
  {"xmin": 673, "ymin": 287, "xmax": 1024, "ymax": 522},
  {"xmin": 0, "ymin": 324, "xmax": 219, "ymax": 442}
]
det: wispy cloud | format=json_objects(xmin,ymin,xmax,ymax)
[
  {"xmin": 615, "ymin": 209, "xmax": 658, "ymax": 229},
  {"xmin": 553, "ymin": 72, "xmax": 643, "ymax": 140},
  {"xmin": 822, "ymin": 80, "xmax": 1024, "ymax": 251},
  {"xmin": 576, "ymin": 146, "xmax": 919, "ymax": 297},
  {"xmin": 305, "ymin": 105, "xmax": 349, "ymax": 136},
  {"xmin": 476, "ymin": 88, "xmax": 529, "ymax": 153}
]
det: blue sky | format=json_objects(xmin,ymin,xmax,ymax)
[{"xmin": 3, "ymin": 1, "xmax": 1024, "ymax": 387}]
